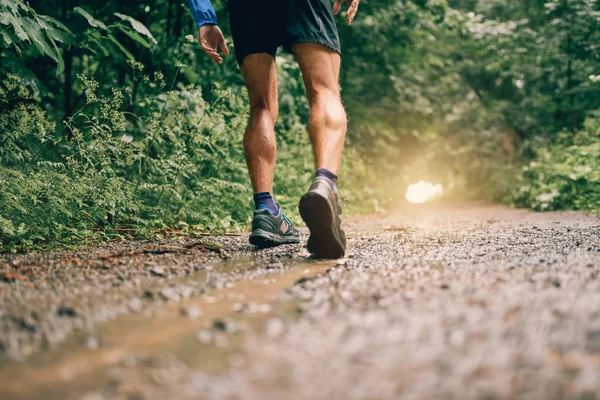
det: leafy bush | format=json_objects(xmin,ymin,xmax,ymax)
[
  {"xmin": 0, "ymin": 67, "xmax": 378, "ymax": 252},
  {"xmin": 511, "ymin": 115, "xmax": 600, "ymax": 212},
  {"xmin": 0, "ymin": 0, "xmax": 74, "ymax": 77},
  {"xmin": 0, "ymin": 74, "xmax": 138, "ymax": 249}
]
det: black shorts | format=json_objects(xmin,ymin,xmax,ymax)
[{"xmin": 227, "ymin": 0, "xmax": 341, "ymax": 66}]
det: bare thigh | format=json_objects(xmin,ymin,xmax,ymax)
[
  {"xmin": 292, "ymin": 43, "xmax": 341, "ymax": 104},
  {"xmin": 240, "ymin": 54, "xmax": 278, "ymax": 113}
]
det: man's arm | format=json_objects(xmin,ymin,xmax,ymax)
[
  {"xmin": 186, "ymin": 0, "xmax": 229, "ymax": 64},
  {"xmin": 186, "ymin": 0, "xmax": 217, "ymax": 29}
]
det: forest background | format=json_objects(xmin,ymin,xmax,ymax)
[{"xmin": 1, "ymin": 0, "xmax": 599, "ymax": 252}]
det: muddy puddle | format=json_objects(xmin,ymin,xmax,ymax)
[{"xmin": 0, "ymin": 257, "xmax": 335, "ymax": 400}]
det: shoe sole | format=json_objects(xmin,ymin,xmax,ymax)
[
  {"xmin": 299, "ymin": 191, "xmax": 345, "ymax": 259},
  {"xmin": 249, "ymin": 229, "xmax": 300, "ymax": 249}
]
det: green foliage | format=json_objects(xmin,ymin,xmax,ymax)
[
  {"xmin": 0, "ymin": 73, "xmax": 135, "ymax": 249},
  {"xmin": 0, "ymin": 69, "xmax": 375, "ymax": 252},
  {"xmin": 2, "ymin": 0, "xmax": 599, "ymax": 251},
  {"xmin": 511, "ymin": 115, "xmax": 600, "ymax": 212},
  {"xmin": 0, "ymin": 0, "xmax": 74, "ymax": 75}
]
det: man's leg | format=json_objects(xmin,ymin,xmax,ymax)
[
  {"xmin": 293, "ymin": 43, "xmax": 346, "ymax": 173},
  {"xmin": 242, "ymin": 53, "xmax": 301, "ymax": 248},
  {"xmin": 294, "ymin": 43, "xmax": 347, "ymax": 259},
  {"xmin": 241, "ymin": 54, "xmax": 278, "ymax": 195}
]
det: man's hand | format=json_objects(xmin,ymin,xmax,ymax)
[
  {"xmin": 198, "ymin": 24, "xmax": 229, "ymax": 64},
  {"xmin": 333, "ymin": 0, "xmax": 360, "ymax": 25}
]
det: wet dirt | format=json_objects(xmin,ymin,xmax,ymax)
[
  {"xmin": 0, "ymin": 258, "xmax": 334, "ymax": 399},
  {"xmin": 1, "ymin": 204, "xmax": 599, "ymax": 400}
]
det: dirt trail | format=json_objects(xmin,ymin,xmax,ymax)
[{"xmin": 1, "ymin": 204, "xmax": 599, "ymax": 400}]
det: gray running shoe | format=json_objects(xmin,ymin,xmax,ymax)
[
  {"xmin": 299, "ymin": 177, "xmax": 346, "ymax": 259},
  {"xmin": 249, "ymin": 207, "xmax": 300, "ymax": 248}
]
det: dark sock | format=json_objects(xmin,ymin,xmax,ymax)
[
  {"xmin": 253, "ymin": 192, "xmax": 279, "ymax": 216},
  {"xmin": 316, "ymin": 168, "xmax": 338, "ymax": 193}
]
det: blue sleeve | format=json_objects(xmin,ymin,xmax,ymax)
[{"xmin": 186, "ymin": 0, "xmax": 217, "ymax": 29}]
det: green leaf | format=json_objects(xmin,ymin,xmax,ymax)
[
  {"xmin": 0, "ymin": 25, "xmax": 14, "ymax": 47},
  {"xmin": 0, "ymin": 11, "xmax": 11, "ymax": 25},
  {"xmin": 114, "ymin": 12, "xmax": 157, "ymax": 45},
  {"xmin": 87, "ymin": 34, "xmax": 109, "ymax": 56},
  {"xmin": 48, "ymin": 32, "xmax": 65, "ymax": 75},
  {"xmin": 3, "ymin": 12, "xmax": 28, "ymax": 41},
  {"xmin": 116, "ymin": 24, "xmax": 151, "ymax": 48},
  {"xmin": 0, "ymin": 214, "xmax": 16, "ymax": 237},
  {"xmin": 38, "ymin": 15, "xmax": 75, "ymax": 44},
  {"xmin": 20, "ymin": 18, "xmax": 57, "ymax": 59},
  {"xmin": 107, "ymin": 33, "xmax": 134, "ymax": 61},
  {"xmin": 0, "ymin": 0, "xmax": 27, "ymax": 14},
  {"xmin": 74, "ymin": 7, "xmax": 108, "ymax": 30}
]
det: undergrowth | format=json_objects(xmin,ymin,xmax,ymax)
[
  {"xmin": 511, "ymin": 115, "xmax": 600, "ymax": 212},
  {"xmin": 0, "ymin": 71, "xmax": 377, "ymax": 253}
]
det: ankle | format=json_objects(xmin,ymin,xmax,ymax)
[
  {"xmin": 253, "ymin": 192, "xmax": 279, "ymax": 216},
  {"xmin": 315, "ymin": 168, "xmax": 338, "ymax": 193}
]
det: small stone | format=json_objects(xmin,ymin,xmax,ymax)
[
  {"xmin": 196, "ymin": 330, "xmax": 212, "ymax": 344},
  {"xmin": 128, "ymin": 298, "xmax": 143, "ymax": 312},
  {"xmin": 180, "ymin": 305, "xmax": 203, "ymax": 319},
  {"xmin": 552, "ymin": 280, "xmax": 561, "ymax": 288},
  {"xmin": 213, "ymin": 320, "xmax": 227, "ymax": 331},
  {"xmin": 159, "ymin": 287, "xmax": 180, "ymax": 302},
  {"xmin": 57, "ymin": 306, "xmax": 77, "ymax": 318},
  {"xmin": 440, "ymin": 284, "xmax": 450, "ymax": 290},
  {"xmin": 233, "ymin": 303, "xmax": 247, "ymax": 313},
  {"xmin": 85, "ymin": 336, "xmax": 100, "ymax": 350},
  {"xmin": 257, "ymin": 304, "xmax": 271, "ymax": 314},
  {"xmin": 150, "ymin": 267, "xmax": 166, "ymax": 277}
]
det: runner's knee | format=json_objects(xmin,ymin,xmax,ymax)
[
  {"xmin": 310, "ymin": 89, "xmax": 346, "ymax": 131},
  {"xmin": 249, "ymin": 100, "xmax": 278, "ymax": 129}
]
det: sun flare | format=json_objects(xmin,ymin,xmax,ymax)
[{"xmin": 406, "ymin": 181, "xmax": 443, "ymax": 204}]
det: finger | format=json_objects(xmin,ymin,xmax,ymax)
[
  {"xmin": 333, "ymin": 0, "xmax": 342, "ymax": 15},
  {"xmin": 209, "ymin": 51, "xmax": 223, "ymax": 64},
  {"xmin": 219, "ymin": 39, "xmax": 230, "ymax": 56},
  {"xmin": 202, "ymin": 44, "xmax": 223, "ymax": 64},
  {"xmin": 201, "ymin": 43, "xmax": 214, "ymax": 54},
  {"xmin": 347, "ymin": 0, "xmax": 359, "ymax": 24},
  {"xmin": 210, "ymin": 52, "xmax": 223, "ymax": 64}
]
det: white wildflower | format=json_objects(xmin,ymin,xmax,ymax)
[{"xmin": 121, "ymin": 134, "xmax": 133, "ymax": 143}]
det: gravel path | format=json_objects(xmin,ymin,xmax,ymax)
[{"xmin": 1, "ymin": 204, "xmax": 599, "ymax": 400}]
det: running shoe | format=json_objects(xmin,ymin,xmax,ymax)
[
  {"xmin": 249, "ymin": 207, "xmax": 300, "ymax": 248},
  {"xmin": 299, "ymin": 177, "xmax": 346, "ymax": 258}
]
